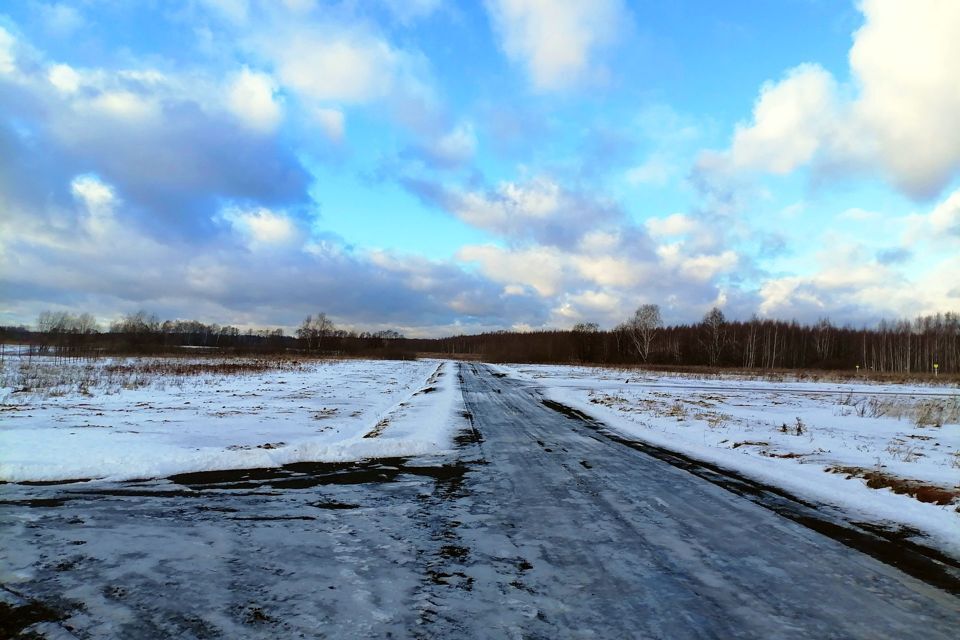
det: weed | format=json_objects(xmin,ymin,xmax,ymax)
[
  {"xmin": 885, "ymin": 439, "xmax": 922, "ymax": 462},
  {"xmin": 2, "ymin": 355, "xmax": 307, "ymax": 398},
  {"xmin": 837, "ymin": 395, "xmax": 960, "ymax": 427}
]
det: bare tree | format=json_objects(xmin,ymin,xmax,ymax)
[
  {"xmin": 812, "ymin": 317, "xmax": 834, "ymax": 362},
  {"xmin": 700, "ymin": 307, "xmax": 727, "ymax": 366},
  {"xmin": 627, "ymin": 304, "xmax": 662, "ymax": 362},
  {"xmin": 297, "ymin": 313, "xmax": 335, "ymax": 352},
  {"xmin": 110, "ymin": 310, "xmax": 159, "ymax": 334}
]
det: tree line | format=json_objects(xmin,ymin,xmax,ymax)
[
  {"xmin": 402, "ymin": 307, "xmax": 960, "ymax": 374},
  {"xmin": 2, "ymin": 311, "xmax": 412, "ymax": 359},
  {"xmin": 2, "ymin": 307, "xmax": 958, "ymax": 374}
]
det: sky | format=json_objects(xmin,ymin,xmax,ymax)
[{"xmin": 1, "ymin": 0, "xmax": 959, "ymax": 336}]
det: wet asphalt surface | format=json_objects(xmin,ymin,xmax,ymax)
[{"xmin": 1, "ymin": 363, "xmax": 959, "ymax": 638}]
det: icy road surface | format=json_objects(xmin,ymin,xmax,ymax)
[{"xmin": 2, "ymin": 363, "xmax": 958, "ymax": 638}]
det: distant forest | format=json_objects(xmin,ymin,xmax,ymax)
[{"xmin": 2, "ymin": 307, "xmax": 959, "ymax": 374}]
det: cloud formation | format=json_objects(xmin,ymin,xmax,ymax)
[
  {"xmin": 485, "ymin": 0, "xmax": 627, "ymax": 91},
  {"xmin": 700, "ymin": 0, "xmax": 960, "ymax": 200},
  {"xmin": 1, "ymin": 2, "xmax": 958, "ymax": 334}
]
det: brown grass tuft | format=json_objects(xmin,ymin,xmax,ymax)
[{"xmin": 827, "ymin": 466, "xmax": 959, "ymax": 506}]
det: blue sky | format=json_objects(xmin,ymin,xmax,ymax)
[{"xmin": 1, "ymin": 1, "xmax": 959, "ymax": 336}]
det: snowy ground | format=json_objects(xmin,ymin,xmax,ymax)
[
  {"xmin": 0, "ymin": 356, "xmax": 465, "ymax": 483},
  {"xmin": 492, "ymin": 363, "xmax": 960, "ymax": 559},
  {"xmin": 2, "ymin": 363, "xmax": 957, "ymax": 639}
]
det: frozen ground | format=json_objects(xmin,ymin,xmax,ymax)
[
  {"xmin": 0, "ymin": 356, "xmax": 463, "ymax": 483},
  {"xmin": 492, "ymin": 363, "xmax": 960, "ymax": 559},
  {"xmin": 1, "ymin": 363, "xmax": 958, "ymax": 639}
]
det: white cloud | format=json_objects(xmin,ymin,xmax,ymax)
[
  {"xmin": 47, "ymin": 63, "xmax": 80, "ymax": 93},
  {"xmin": 313, "ymin": 107, "xmax": 345, "ymax": 142},
  {"xmin": 218, "ymin": 206, "xmax": 300, "ymax": 250},
  {"xmin": 427, "ymin": 121, "xmax": 477, "ymax": 167},
  {"xmin": 452, "ymin": 177, "xmax": 559, "ymax": 230},
  {"xmin": 701, "ymin": 0, "xmax": 960, "ymax": 200},
  {"xmin": 427, "ymin": 175, "xmax": 622, "ymax": 247},
  {"xmin": 0, "ymin": 26, "xmax": 17, "ymax": 75},
  {"xmin": 485, "ymin": 0, "xmax": 626, "ymax": 91},
  {"xmin": 458, "ymin": 244, "xmax": 568, "ymax": 296},
  {"xmin": 570, "ymin": 254, "xmax": 641, "ymax": 288},
  {"xmin": 728, "ymin": 64, "xmax": 839, "ymax": 175},
  {"xmin": 258, "ymin": 27, "xmax": 408, "ymax": 104},
  {"xmin": 84, "ymin": 90, "xmax": 160, "ymax": 122},
  {"xmin": 71, "ymin": 174, "xmax": 118, "ymax": 236},
  {"xmin": 226, "ymin": 67, "xmax": 283, "ymax": 133},
  {"xmin": 645, "ymin": 213, "xmax": 697, "ymax": 237},
  {"xmin": 657, "ymin": 245, "xmax": 739, "ymax": 282},
  {"xmin": 850, "ymin": 0, "xmax": 960, "ymax": 197},
  {"xmin": 928, "ymin": 188, "xmax": 960, "ymax": 235}
]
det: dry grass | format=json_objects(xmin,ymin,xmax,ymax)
[
  {"xmin": 837, "ymin": 394, "xmax": 960, "ymax": 427},
  {"xmin": 2, "ymin": 355, "xmax": 309, "ymax": 398},
  {"xmin": 605, "ymin": 363, "xmax": 960, "ymax": 386},
  {"xmin": 363, "ymin": 418, "xmax": 390, "ymax": 439},
  {"xmin": 827, "ymin": 466, "xmax": 959, "ymax": 506}
]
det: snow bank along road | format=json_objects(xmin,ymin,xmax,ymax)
[{"xmin": 2, "ymin": 363, "xmax": 959, "ymax": 638}]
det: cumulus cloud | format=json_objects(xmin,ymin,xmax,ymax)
[
  {"xmin": 0, "ymin": 7, "xmax": 536, "ymax": 334},
  {"xmin": 226, "ymin": 67, "xmax": 283, "ymax": 133},
  {"xmin": 927, "ymin": 188, "xmax": 960, "ymax": 236},
  {"xmin": 850, "ymin": 0, "xmax": 960, "ymax": 197},
  {"xmin": 699, "ymin": 0, "xmax": 960, "ymax": 200},
  {"xmin": 485, "ymin": 0, "xmax": 627, "ymax": 91},
  {"xmin": 223, "ymin": 9, "xmax": 442, "ymax": 142},
  {"xmin": 755, "ymin": 199, "xmax": 960, "ymax": 324},
  {"xmin": 217, "ymin": 205, "xmax": 301, "ymax": 250},
  {"xmin": 398, "ymin": 165, "xmax": 748, "ymax": 326},
  {"xmin": 47, "ymin": 63, "xmax": 80, "ymax": 93},
  {"xmin": 403, "ymin": 175, "xmax": 624, "ymax": 247},
  {"xmin": 0, "ymin": 40, "xmax": 311, "ymax": 240},
  {"xmin": 70, "ymin": 174, "xmax": 118, "ymax": 237},
  {"xmin": 450, "ymin": 211, "xmax": 742, "ymax": 327},
  {"xmin": 727, "ymin": 64, "xmax": 841, "ymax": 175},
  {"xmin": 253, "ymin": 24, "xmax": 425, "ymax": 105},
  {"xmin": 645, "ymin": 213, "xmax": 698, "ymax": 238},
  {"xmin": 1, "ymin": 172, "xmax": 552, "ymax": 332}
]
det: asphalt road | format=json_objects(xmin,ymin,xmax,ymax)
[{"xmin": 1, "ymin": 363, "xmax": 958, "ymax": 638}]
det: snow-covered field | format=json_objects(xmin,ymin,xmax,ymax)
[
  {"xmin": 493, "ymin": 363, "xmax": 960, "ymax": 558},
  {"xmin": 0, "ymin": 356, "xmax": 465, "ymax": 483}
]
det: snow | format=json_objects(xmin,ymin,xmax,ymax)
[
  {"xmin": 0, "ymin": 356, "xmax": 466, "ymax": 483},
  {"xmin": 491, "ymin": 363, "xmax": 960, "ymax": 558}
]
